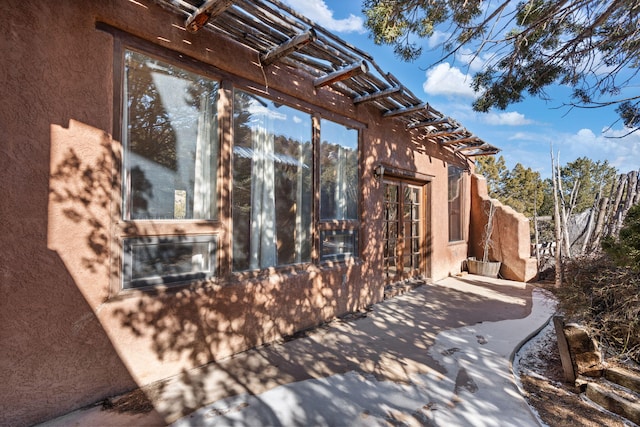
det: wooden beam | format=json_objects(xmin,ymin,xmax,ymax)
[
  {"xmin": 406, "ymin": 117, "xmax": 451, "ymax": 130},
  {"xmin": 454, "ymin": 143, "xmax": 489, "ymax": 153},
  {"xmin": 353, "ymin": 85, "xmax": 402, "ymax": 104},
  {"xmin": 439, "ymin": 136, "xmax": 481, "ymax": 146},
  {"xmin": 464, "ymin": 149, "xmax": 500, "ymax": 157},
  {"xmin": 426, "ymin": 128, "xmax": 469, "ymax": 139},
  {"xmin": 260, "ymin": 29, "xmax": 317, "ymax": 66},
  {"xmin": 383, "ymin": 102, "xmax": 429, "ymax": 118},
  {"xmin": 186, "ymin": 0, "xmax": 236, "ymax": 33},
  {"xmin": 314, "ymin": 61, "xmax": 368, "ymax": 88}
]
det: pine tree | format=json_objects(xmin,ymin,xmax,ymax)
[{"xmin": 363, "ymin": 0, "xmax": 640, "ymax": 128}]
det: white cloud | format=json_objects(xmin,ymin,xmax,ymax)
[
  {"xmin": 507, "ymin": 132, "xmax": 539, "ymax": 141},
  {"xmin": 423, "ymin": 63, "xmax": 477, "ymax": 98},
  {"xmin": 504, "ymin": 126, "xmax": 640, "ymax": 177},
  {"xmin": 575, "ymin": 128, "xmax": 597, "ymax": 140},
  {"xmin": 248, "ymin": 104, "xmax": 287, "ymax": 121},
  {"xmin": 281, "ymin": 0, "xmax": 365, "ymax": 33},
  {"xmin": 427, "ymin": 30, "xmax": 450, "ymax": 49},
  {"xmin": 450, "ymin": 112, "xmax": 634, "ymax": 178},
  {"xmin": 456, "ymin": 47, "xmax": 493, "ymax": 73},
  {"xmin": 581, "ymin": 126, "xmax": 640, "ymax": 173},
  {"xmin": 484, "ymin": 111, "xmax": 533, "ymax": 126}
]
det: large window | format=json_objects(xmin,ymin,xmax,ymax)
[
  {"xmin": 319, "ymin": 120, "xmax": 358, "ymax": 220},
  {"xmin": 448, "ymin": 165, "xmax": 464, "ymax": 242},
  {"xmin": 122, "ymin": 50, "xmax": 219, "ymax": 220},
  {"xmin": 118, "ymin": 46, "xmax": 361, "ymax": 281},
  {"xmin": 232, "ymin": 91, "xmax": 312, "ymax": 271},
  {"xmin": 319, "ymin": 119, "xmax": 359, "ymax": 260},
  {"xmin": 119, "ymin": 48, "xmax": 220, "ymax": 290}
]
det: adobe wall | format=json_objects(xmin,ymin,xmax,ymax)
[
  {"xmin": 1, "ymin": 0, "xmax": 472, "ymax": 424},
  {"xmin": 469, "ymin": 174, "xmax": 538, "ymax": 282}
]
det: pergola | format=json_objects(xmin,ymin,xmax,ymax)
[{"xmin": 155, "ymin": 0, "xmax": 500, "ymax": 157}]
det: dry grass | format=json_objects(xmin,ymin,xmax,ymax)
[{"xmin": 553, "ymin": 254, "xmax": 640, "ymax": 364}]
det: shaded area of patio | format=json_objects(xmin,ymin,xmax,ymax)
[{"xmin": 41, "ymin": 275, "xmax": 556, "ymax": 426}]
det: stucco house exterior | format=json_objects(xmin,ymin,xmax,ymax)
[{"xmin": 0, "ymin": 1, "xmax": 536, "ymax": 425}]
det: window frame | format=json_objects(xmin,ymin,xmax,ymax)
[
  {"xmin": 106, "ymin": 26, "xmax": 366, "ymax": 291},
  {"xmin": 120, "ymin": 48, "xmax": 221, "ymax": 222},
  {"xmin": 228, "ymin": 91, "xmax": 363, "ymax": 273},
  {"xmin": 230, "ymin": 88, "xmax": 314, "ymax": 272},
  {"xmin": 110, "ymin": 33, "xmax": 225, "ymax": 294},
  {"xmin": 315, "ymin": 116, "xmax": 362, "ymax": 263},
  {"xmin": 122, "ymin": 234, "xmax": 218, "ymax": 290},
  {"xmin": 447, "ymin": 164, "xmax": 466, "ymax": 243}
]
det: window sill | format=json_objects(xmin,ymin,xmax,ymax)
[{"xmin": 108, "ymin": 276, "xmax": 220, "ymax": 301}]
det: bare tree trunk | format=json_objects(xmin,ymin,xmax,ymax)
[
  {"xmin": 580, "ymin": 186, "xmax": 601, "ymax": 254},
  {"xmin": 599, "ymin": 170, "xmax": 640, "ymax": 242},
  {"xmin": 621, "ymin": 170, "xmax": 638, "ymax": 221},
  {"xmin": 552, "ymin": 150, "xmax": 563, "ymax": 287},
  {"xmin": 483, "ymin": 202, "xmax": 495, "ymax": 263},
  {"xmin": 568, "ymin": 179, "xmax": 580, "ymax": 218},
  {"xmin": 557, "ymin": 158, "xmax": 572, "ymax": 258},
  {"xmin": 633, "ymin": 169, "xmax": 640, "ymax": 206},
  {"xmin": 603, "ymin": 174, "xmax": 620, "ymax": 230},
  {"xmin": 534, "ymin": 181, "xmax": 540, "ymax": 270},
  {"xmin": 592, "ymin": 174, "xmax": 619, "ymax": 248},
  {"xmin": 609, "ymin": 173, "xmax": 629, "ymax": 237},
  {"xmin": 590, "ymin": 196, "xmax": 610, "ymax": 251}
]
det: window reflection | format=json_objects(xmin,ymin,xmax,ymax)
[
  {"xmin": 122, "ymin": 235, "xmax": 217, "ymax": 289},
  {"xmin": 319, "ymin": 120, "xmax": 358, "ymax": 220},
  {"xmin": 232, "ymin": 91, "xmax": 312, "ymax": 271},
  {"xmin": 123, "ymin": 50, "xmax": 219, "ymax": 220},
  {"xmin": 448, "ymin": 165, "xmax": 464, "ymax": 241}
]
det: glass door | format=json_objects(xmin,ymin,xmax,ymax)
[{"xmin": 383, "ymin": 180, "xmax": 425, "ymax": 283}]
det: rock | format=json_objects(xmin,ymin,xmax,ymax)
[{"xmin": 563, "ymin": 323, "xmax": 604, "ymax": 377}]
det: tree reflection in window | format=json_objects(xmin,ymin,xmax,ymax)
[
  {"xmin": 123, "ymin": 50, "xmax": 219, "ymax": 220},
  {"xmin": 319, "ymin": 120, "xmax": 358, "ymax": 220},
  {"xmin": 232, "ymin": 91, "xmax": 312, "ymax": 271},
  {"xmin": 448, "ymin": 165, "xmax": 464, "ymax": 241}
]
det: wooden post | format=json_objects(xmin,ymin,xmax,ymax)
[
  {"xmin": 553, "ymin": 316, "xmax": 576, "ymax": 383},
  {"xmin": 313, "ymin": 61, "xmax": 368, "ymax": 88},
  {"xmin": 185, "ymin": 0, "xmax": 236, "ymax": 33},
  {"xmin": 260, "ymin": 29, "xmax": 317, "ymax": 66}
]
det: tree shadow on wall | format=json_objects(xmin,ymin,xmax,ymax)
[{"xmin": 49, "ymin": 120, "xmax": 537, "ymax": 426}]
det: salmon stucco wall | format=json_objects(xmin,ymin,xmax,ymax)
[
  {"xmin": 366, "ymin": 120, "xmax": 473, "ymax": 280},
  {"xmin": 469, "ymin": 174, "xmax": 538, "ymax": 282},
  {"xmin": 1, "ymin": 0, "xmax": 475, "ymax": 425},
  {"xmin": 1, "ymin": 2, "xmax": 140, "ymax": 426}
]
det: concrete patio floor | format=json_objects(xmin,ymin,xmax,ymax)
[{"xmin": 41, "ymin": 274, "xmax": 557, "ymax": 427}]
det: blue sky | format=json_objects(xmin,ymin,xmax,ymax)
[{"xmin": 281, "ymin": 0, "xmax": 640, "ymax": 178}]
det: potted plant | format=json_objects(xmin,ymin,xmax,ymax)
[{"xmin": 468, "ymin": 202, "xmax": 502, "ymax": 277}]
